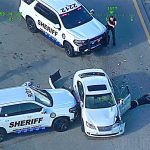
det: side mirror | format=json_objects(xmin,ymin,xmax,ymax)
[
  {"xmin": 54, "ymin": 24, "xmax": 60, "ymax": 30},
  {"xmin": 90, "ymin": 9, "xmax": 94, "ymax": 15},
  {"xmin": 41, "ymin": 108, "xmax": 47, "ymax": 114}
]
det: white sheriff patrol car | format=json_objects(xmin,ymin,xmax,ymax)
[
  {"xmin": 19, "ymin": 0, "xmax": 107, "ymax": 57},
  {"xmin": 73, "ymin": 69, "xmax": 131, "ymax": 137},
  {"xmin": 0, "ymin": 82, "xmax": 78, "ymax": 142}
]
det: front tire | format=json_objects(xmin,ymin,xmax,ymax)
[
  {"xmin": 64, "ymin": 42, "xmax": 75, "ymax": 57},
  {"xmin": 26, "ymin": 17, "xmax": 38, "ymax": 33},
  {"xmin": 0, "ymin": 128, "xmax": 6, "ymax": 142},
  {"xmin": 53, "ymin": 117, "xmax": 70, "ymax": 132}
]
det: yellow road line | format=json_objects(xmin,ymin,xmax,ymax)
[{"xmin": 133, "ymin": 0, "xmax": 150, "ymax": 45}]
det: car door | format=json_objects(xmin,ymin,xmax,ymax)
[
  {"xmin": 0, "ymin": 103, "xmax": 30, "ymax": 133},
  {"xmin": 19, "ymin": 102, "xmax": 52, "ymax": 128},
  {"xmin": 76, "ymin": 81, "xmax": 86, "ymax": 120},
  {"xmin": 117, "ymin": 86, "xmax": 131, "ymax": 116},
  {"xmin": 73, "ymin": 80, "xmax": 84, "ymax": 104},
  {"xmin": 0, "ymin": 102, "xmax": 51, "ymax": 133},
  {"xmin": 34, "ymin": 3, "xmax": 63, "ymax": 46}
]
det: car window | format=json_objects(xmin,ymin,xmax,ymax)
[
  {"xmin": 60, "ymin": 6, "xmax": 93, "ymax": 29},
  {"xmin": 0, "ymin": 103, "xmax": 42, "ymax": 117},
  {"xmin": 34, "ymin": 3, "xmax": 60, "ymax": 24},
  {"xmin": 34, "ymin": 3, "xmax": 46, "ymax": 16},
  {"xmin": 85, "ymin": 93, "xmax": 116, "ymax": 109},
  {"xmin": 20, "ymin": 103, "xmax": 42, "ymax": 114},
  {"xmin": 120, "ymin": 86, "xmax": 130, "ymax": 99},
  {"xmin": 23, "ymin": 0, "xmax": 35, "ymax": 5},
  {"xmin": 77, "ymin": 81, "xmax": 84, "ymax": 102},
  {"xmin": 34, "ymin": 89, "xmax": 53, "ymax": 107},
  {"xmin": 0, "ymin": 104, "xmax": 21, "ymax": 117}
]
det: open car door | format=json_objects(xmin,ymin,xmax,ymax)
[
  {"xmin": 48, "ymin": 70, "xmax": 73, "ymax": 92},
  {"xmin": 49, "ymin": 70, "xmax": 62, "ymax": 89},
  {"xmin": 118, "ymin": 86, "xmax": 131, "ymax": 116}
]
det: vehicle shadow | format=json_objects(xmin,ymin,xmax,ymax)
[
  {"xmin": 111, "ymin": 71, "xmax": 150, "ymax": 100},
  {"xmin": 3, "ymin": 119, "xmax": 82, "ymax": 143},
  {"xmin": 2, "ymin": 119, "xmax": 82, "ymax": 143},
  {"xmin": 123, "ymin": 105, "xmax": 150, "ymax": 136},
  {"xmin": 70, "ymin": 118, "xmax": 82, "ymax": 130},
  {"xmin": 4, "ymin": 127, "xmax": 53, "ymax": 143},
  {"xmin": 111, "ymin": 71, "xmax": 150, "ymax": 135}
]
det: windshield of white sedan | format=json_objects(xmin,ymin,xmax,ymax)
[
  {"xmin": 60, "ymin": 6, "xmax": 93, "ymax": 29},
  {"xmin": 85, "ymin": 93, "xmax": 115, "ymax": 109}
]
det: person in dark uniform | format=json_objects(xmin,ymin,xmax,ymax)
[{"xmin": 106, "ymin": 16, "xmax": 117, "ymax": 46}]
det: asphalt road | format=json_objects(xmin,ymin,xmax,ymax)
[{"xmin": 0, "ymin": 0, "xmax": 150, "ymax": 149}]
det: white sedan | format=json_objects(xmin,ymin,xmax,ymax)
[{"xmin": 73, "ymin": 69, "xmax": 131, "ymax": 137}]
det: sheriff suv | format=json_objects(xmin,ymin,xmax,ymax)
[
  {"xmin": 19, "ymin": 0, "xmax": 107, "ymax": 57},
  {"xmin": 0, "ymin": 82, "xmax": 78, "ymax": 142}
]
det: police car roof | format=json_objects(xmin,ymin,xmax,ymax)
[
  {"xmin": 39, "ymin": 0, "xmax": 81, "ymax": 14},
  {"xmin": 0, "ymin": 86, "xmax": 35, "ymax": 105}
]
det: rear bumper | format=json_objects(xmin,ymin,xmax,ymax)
[{"xmin": 85, "ymin": 123, "xmax": 125, "ymax": 138}]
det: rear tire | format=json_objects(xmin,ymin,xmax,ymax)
[
  {"xmin": 0, "ymin": 128, "xmax": 6, "ymax": 142},
  {"xmin": 53, "ymin": 117, "xmax": 70, "ymax": 132},
  {"xmin": 26, "ymin": 17, "xmax": 38, "ymax": 33},
  {"xmin": 64, "ymin": 42, "xmax": 75, "ymax": 57}
]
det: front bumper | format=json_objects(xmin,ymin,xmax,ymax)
[
  {"xmin": 78, "ymin": 32, "xmax": 108, "ymax": 53},
  {"xmin": 85, "ymin": 122, "xmax": 125, "ymax": 138}
]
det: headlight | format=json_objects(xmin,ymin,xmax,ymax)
[
  {"xmin": 86, "ymin": 121, "xmax": 96, "ymax": 130},
  {"xmin": 73, "ymin": 39, "xmax": 87, "ymax": 46}
]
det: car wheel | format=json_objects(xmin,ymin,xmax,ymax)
[
  {"xmin": 53, "ymin": 117, "xmax": 70, "ymax": 132},
  {"xmin": 0, "ymin": 129, "xmax": 6, "ymax": 142},
  {"xmin": 26, "ymin": 17, "xmax": 38, "ymax": 33},
  {"xmin": 64, "ymin": 42, "xmax": 75, "ymax": 57},
  {"xmin": 81, "ymin": 120, "xmax": 85, "ymax": 132}
]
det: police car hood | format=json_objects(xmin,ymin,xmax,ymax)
[
  {"xmin": 46, "ymin": 89, "xmax": 76, "ymax": 108},
  {"xmin": 85, "ymin": 105, "xmax": 117, "ymax": 126},
  {"xmin": 68, "ymin": 18, "xmax": 106, "ymax": 40}
]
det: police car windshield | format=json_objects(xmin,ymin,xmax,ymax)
[
  {"xmin": 85, "ymin": 93, "xmax": 115, "ymax": 109},
  {"xmin": 33, "ymin": 89, "xmax": 53, "ymax": 107},
  {"xmin": 60, "ymin": 6, "xmax": 93, "ymax": 29}
]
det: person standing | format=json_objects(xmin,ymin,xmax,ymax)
[{"xmin": 106, "ymin": 16, "xmax": 117, "ymax": 46}]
